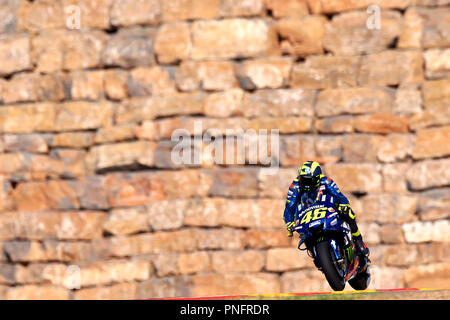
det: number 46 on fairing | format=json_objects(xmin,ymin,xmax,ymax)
[{"xmin": 299, "ymin": 207, "xmax": 328, "ymax": 225}]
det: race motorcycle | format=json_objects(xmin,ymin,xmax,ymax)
[{"xmin": 294, "ymin": 192, "xmax": 371, "ymax": 291}]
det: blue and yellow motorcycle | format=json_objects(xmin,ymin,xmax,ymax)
[{"xmin": 295, "ymin": 193, "xmax": 371, "ymax": 291}]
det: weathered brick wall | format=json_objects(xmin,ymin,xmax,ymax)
[{"xmin": 0, "ymin": 0, "xmax": 448, "ymax": 299}]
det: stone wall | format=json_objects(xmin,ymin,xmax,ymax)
[{"xmin": 0, "ymin": 0, "xmax": 448, "ymax": 299}]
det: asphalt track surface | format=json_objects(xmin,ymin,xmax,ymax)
[{"xmin": 168, "ymin": 288, "xmax": 450, "ymax": 300}]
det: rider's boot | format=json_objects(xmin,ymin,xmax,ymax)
[
  {"xmin": 353, "ymin": 235, "xmax": 370, "ymax": 271},
  {"xmin": 353, "ymin": 235, "xmax": 370, "ymax": 258}
]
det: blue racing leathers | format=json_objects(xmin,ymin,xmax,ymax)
[
  {"xmin": 283, "ymin": 174, "xmax": 369, "ymax": 258},
  {"xmin": 283, "ymin": 175, "xmax": 350, "ymax": 225}
]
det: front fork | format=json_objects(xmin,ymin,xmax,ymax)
[{"xmin": 309, "ymin": 237, "xmax": 346, "ymax": 272}]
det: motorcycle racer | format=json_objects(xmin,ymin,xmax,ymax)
[{"xmin": 284, "ymin": 161, "xmax": 370, "ymax": 259}]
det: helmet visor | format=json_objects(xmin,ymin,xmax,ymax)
[{"xmin": 299, "ymin": 176, "xmax": 314, "ymax": 188}]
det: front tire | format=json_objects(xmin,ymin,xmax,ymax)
[{"xmin": 315, "ymin": 240, "xmax": 346, "ymax": 291}]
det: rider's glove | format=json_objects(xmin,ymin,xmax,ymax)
[
  {"xmin": 336, "ymin": 203, "xmax": 350, "ymax": 215},
  {"xmin": 336, "ymin": 203, "xmax": 356, "ymax": 220},
  {"xmin": 286, "ymin": 221, "xmax": 295, "ymax": 237}
]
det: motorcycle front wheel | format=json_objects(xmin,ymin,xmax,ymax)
[{"xmin": 315, "ymin": 240, "xmax": 346, "ymax": 291}]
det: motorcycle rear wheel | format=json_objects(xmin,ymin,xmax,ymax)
[
  {"xmin": 315, "ymin": 240, "xmax": 346, "ymax": 291},
  {"xmin": 349, "ymin": 263, "xmax": 371, "ymax": 290}
]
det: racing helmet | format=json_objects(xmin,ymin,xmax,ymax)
[{"xmin": 298, "ymin": 161, "xmax": 322, "ymax": 192}]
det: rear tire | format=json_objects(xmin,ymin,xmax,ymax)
[
  {"xmin": 315, "ymin": 240, "xmax": 345, "ymax": 291},
  {"xmin": 349, "ymin": 266, "xmax": 371, "ymax": 290}
]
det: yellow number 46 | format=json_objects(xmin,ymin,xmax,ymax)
[{"xmin": 300, "ymin": 208, "xmax": 328, "ymax": 224}]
